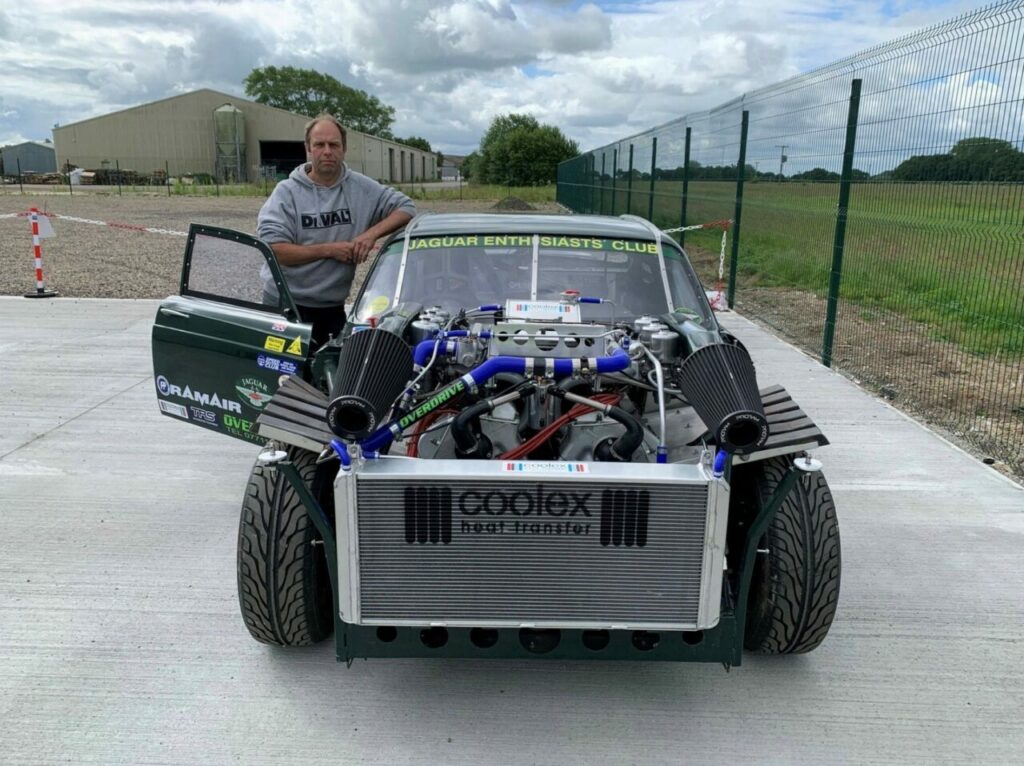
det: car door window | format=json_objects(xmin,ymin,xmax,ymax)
[{"xmin": 182, "ymin": 225, "xmax": 296, "ymax": 317}]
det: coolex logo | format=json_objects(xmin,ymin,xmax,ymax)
[
  {"xmin": 459, "ymin": 485, "xmax": 592, "ymax": 517},
  {"xmin": 156, "ymin": 375, "xmax": 241, "ymax": 414},
  {"xmin": 404, "ymin": 487, "xmax": 452, "ymax": 544},
  {"xmin": 235, "ymin": 377, "xmax": 273, "ymax": 410},
  {"xmin": 400, "ymin": 484, "xmax": 649, "ymax": 546},
  {"xmin": 598, "ymin": 488, "xmax": 650, "ymax": 548}
]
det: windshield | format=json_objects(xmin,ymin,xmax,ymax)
[{"xmin": 353, "ymin": 233, "xmax": 713, "ymax": 326}]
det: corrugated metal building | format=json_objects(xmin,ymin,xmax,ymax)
[
  {"xmin": 52, "ymin": 89, "xmax": 435, "ymax": 183},
  {"xmin": 0, "ymin": 141, "xmax": 58, "ymax": 174}
]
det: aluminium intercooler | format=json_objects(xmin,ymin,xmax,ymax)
[{"xmin": 335, "ymin": 460, "xmax": 729, "ymax": 631}]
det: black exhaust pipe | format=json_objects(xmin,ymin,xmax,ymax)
[
  {"xmin": 673, "ymin": 343, "xmax": 768, "ymax": 455},
  {"xmin": 325, "ymin": 329, "xmax": 413, "ymax": 440}
]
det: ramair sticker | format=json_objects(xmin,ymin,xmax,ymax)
[
  {"xmin": 264, "ymin": 336, "xmax": 286, "ymax": 353},
  {"xmin": 257, "ymin": 353, "xmax": 299, "ymax": 375},
  {"xmin": 235, "ymin": 377, "xmax": 273, "ymax": 410},
  {"xmin": 156, "ymin": 375, "xmax": 241, "ymax": 414}
]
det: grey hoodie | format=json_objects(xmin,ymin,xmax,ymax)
[{"xmin": 257, "ymin": 163, "xmax": 415, "ymax": 307}]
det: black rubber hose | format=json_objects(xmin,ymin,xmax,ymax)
[
  {"xmin": 452, "ymin": 383, "xmax": 535, "ymax": 459},
  {"xmin": 549, "ymin": 388, "xmax": 645, "ymax": 462},
  {"xmin": 451, "ymin": 398, "xmax": 495, "ymax": 459}
]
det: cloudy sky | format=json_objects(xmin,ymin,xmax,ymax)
[{"xmin": 0, "ymin": 0, "xmax": 982, "ymax": 155}]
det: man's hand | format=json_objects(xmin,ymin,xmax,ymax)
[
  {"xmin": 350, "ymin": 232, "xmax": 379, "ymax": 264},
  {"xmin": 325, "ymin": 241, "xmax": 353, "ymax": 263}
]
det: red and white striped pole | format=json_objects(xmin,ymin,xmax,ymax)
[{"xmin": 24, "ymin": 207, "xmax": 58, "ymax": 299}]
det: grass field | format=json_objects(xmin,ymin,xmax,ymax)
[{"xmin": 564, "ymin": 179, "xmax": 1024, "ymax": 356}]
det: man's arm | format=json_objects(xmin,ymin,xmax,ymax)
[
  {"xmin": 351, "ymin": 210, "xmax": 414, "ymax": 263},
  {"xmin": 269, "ymin": 240, "xmax": 355, "ymax": 267}
]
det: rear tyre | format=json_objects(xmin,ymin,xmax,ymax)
[
  {"xmin": 237, "ymin": 447, "xmax": 333, "ymax": 646},
  {"xmin": 744, "ymin": 456, "xmax": 841, "ymax": 654}
]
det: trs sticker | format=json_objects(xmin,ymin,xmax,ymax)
[
  {"xmin": 235, "ymin": 377, "xmax": 273, "ymax": 410},
  {"xmin": 257, "ymin": 354, "xmax": 299, "ymax": 375},
  {"xmin": 264, "ymin": 336, "xmax": 286, "ymax": 353},
  {"xmin": 286, "ymin": 336, "xmax": 303, "ymax": 356},
  {"xmin": 502, "ymin": 462, "xmax": 589, "ymax": 474},
  {"xmin": 158, "ymin": 400, "xmax": 188, "ymax": 419},
  {"xmin": 156, "ymin": 375, "xmax": 242, "ymax": 413},
  {"xmin": 188, "ymin": 406, "xmax": 217, "ymax": 424}
]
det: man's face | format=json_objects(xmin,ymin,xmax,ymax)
[{"xmin": 306, "ymin": 121, "xmax": 346, "ymax": 184}]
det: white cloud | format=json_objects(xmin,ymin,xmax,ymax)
[{"xmin": 0, "ymin": 0, "xmax": 983, "ymax": 155}]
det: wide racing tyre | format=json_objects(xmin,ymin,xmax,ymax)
[
  {"xmin": 237, "ymin": 447, "xmax": 333, "ymax": 646},
  {"xmin": 743, "ymin": 456, "xmax": 841, "ymax": 654}
]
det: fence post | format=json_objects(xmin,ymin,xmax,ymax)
[
  {"xmin": 611, "ymin": 148, "xmax": 618, "ymax": 215},
  {"xmin": 589, "ymin": 155, "xmax": 596, "ymax": 214},
  {"xmin": 17, "ymin": 158, "xmax": 23, "ymax": 194},
  {"xmin": 166, "ymin": 160, "xmax": 171, "ymax": 197},
  {"xmin": 679, "ymin": 127, "xmax": 691, "ymax": 247},
  {"xmin": 626, "ymin": 144, "xmax": 634, "ymax": 215},
  {"xmin": 599, "ymin": 154, "xmax": 606, "ymax": 215},
  {"xmin": 727, "ymin": 110, "xmax": 749, "ymax": 308},
  {"xmin": 116, "ymin": 160, "xmax": 122, "ymax": 196},
  {"xmin": 822, "ymin": 78, "xmax": 862, "ymax": 368},
  {"xmin": 647, "ymin": 136, "xmax": 658, "ymax": 222},
  {"xmin": 66, "ymin": 161, "xmax": 73, "ymax": 196}
]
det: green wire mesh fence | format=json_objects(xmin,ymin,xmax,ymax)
[{"xmin": 558, "ymin": 0, "xmax": 1024, "ymax": 476}]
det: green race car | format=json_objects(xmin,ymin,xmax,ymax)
[{"xmin": 152, "ymin": 213, "xmax": 840, "ymax": 666}]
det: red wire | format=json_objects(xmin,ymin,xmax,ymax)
[
  {"xmin": 406, "ymin": 407, "xmax": 459, "ymax": 457},
  {"xmin": 499, "ymin": 392, "xmax": 621, "ymax": 460}
]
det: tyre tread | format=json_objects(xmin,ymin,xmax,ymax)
[
  {"xmin": 236, "ymin": 449, "xmax": 331, "ymax": 647},
  {"xmin": 745, "ymin": 456, "xmax": 841, "ymax": 655}
]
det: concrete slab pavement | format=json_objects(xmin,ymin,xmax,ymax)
[{"xmin": 0, "ymin": 296, "xmax": 1021, "ymax": 765}]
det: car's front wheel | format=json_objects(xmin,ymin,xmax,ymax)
[
  {"xmin": 236, "ymin": 447, "xmax": 333, "ymax": 646},
  {"xmin": 743, "ymin": 456, "xmax": 841, "ymax": 654}
]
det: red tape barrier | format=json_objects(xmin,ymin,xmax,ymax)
[{"xmin": 0, "ymin": 210, "xmax": 187, "ymax": 237}]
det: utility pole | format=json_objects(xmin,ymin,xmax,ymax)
[{"xmin": 776, "ymin": 145, "xmax": 788, "ymax": 179}]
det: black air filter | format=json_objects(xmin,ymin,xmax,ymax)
[
  {"xmin": 326, "ymin": 329, "xmax": 413, "ymax": 440},
  {"xmin": 674, "ymin": 343, "xmax": 769, "ymax": 455}
]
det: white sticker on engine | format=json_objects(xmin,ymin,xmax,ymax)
[
  {"xmin": 505, "ymin": 300, "xmax": 581, "ymax": 322},
  {"xmin": 158, "ymin": 399, "xmax": 189, "ymax": 419},
  {"xmin": 502, "ymin": 461, "xmax": 589, "ymax": 474}
]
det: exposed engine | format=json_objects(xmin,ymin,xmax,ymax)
[{"xmin": 324, "ymin": 300, "xmax": 769, "ymax": 466}]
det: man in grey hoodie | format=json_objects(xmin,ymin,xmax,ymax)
[{"xmin": 258, "ymin": 113, "xmax": 415, "ymax": 348}]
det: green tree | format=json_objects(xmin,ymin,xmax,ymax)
[
  {"xmin": 244, "ymin": 65, "xmax": 395, "ymax": 138},
  {"xmin": 892, "ymin": 137, "xmax": 1024, "ymax": 182},
  {"xmin": 475, "ymin": 113, "xmax": 578, "ymax": 185},
  {"xmin": 396, "ymin": 136, "xmax": 432, "ymax": 152},
  {"xmin": 462, "ymin": 151, "xmax": 479, "ymax": 181}
]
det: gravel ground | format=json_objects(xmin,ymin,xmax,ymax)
[{"xmin": 0, "ymin": 191, "xmax": 564, "ymax": 299}]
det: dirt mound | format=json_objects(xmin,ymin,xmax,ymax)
[{"xmin": 491, "ymin": 196, "xmax": 536, "ymax": 211}]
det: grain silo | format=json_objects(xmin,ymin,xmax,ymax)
[{"xmin": 214, "ymin": 104, "xmax": 246, "ymax": 182}]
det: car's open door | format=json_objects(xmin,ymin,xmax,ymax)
[{"xmin": 151, "ymin": 224, "xmax": 314, "ymax": 445}]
